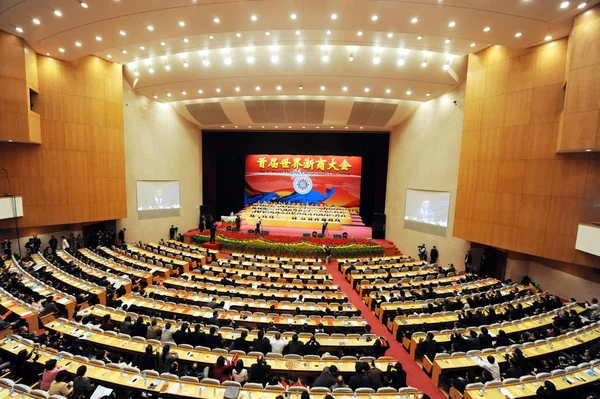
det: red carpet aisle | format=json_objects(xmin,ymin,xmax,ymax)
[{"xmin": 326, "ymin": 261, "xmax": 446, "ymax": 399}]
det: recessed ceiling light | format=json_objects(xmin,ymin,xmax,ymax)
[
  {"xmin": 397, "ymin": 58, "xmax": 405, "ymax": 66},
  {"xmin": 106, "ymin": 54, "xmax": 112, "ymax": 59},
  {"xmin": 235, "ymin": 86, "xmax": 240, "ymax": 92},
  {"xmin": 276, "ymin": 85, "xmax": 282, "ymax": 91},
  {"xmin": 121, "ymin": 49, "xmax": 127, "ymax": 54},
  {"xmin": 75, "ymin": 41, "xmax": 82, "ymax": 47},
  {"xmin": 224, "ymin": 56, "xmax": 232, "ymax": 65},
  {"xmin": 322, "ymin": 54, "xmax": 329, "ymax": 62},
  {"xmin": 289, "ymin": 126, "xmax": 292, "ymax": 128},
  {"xmin": 153, "ymin": 95, "xmax": 158, "ymax": 99},
  {"xmin": 578, "ymin": 2, "xmax": 587, "ymax": 9},
  {"xmin": 302, "ymin": 126, "xmax": 306, "ymax": 129},
  {"xmin": 421, "ymin": 61, "xmax": 427, "ymax": 67},
  {"xmin": 545, "ymin": 35, "xmax": 553, "ymax": 41},
  {"xmin": 160, "ymin": 42, "xmax": 166, "ymax": 46},
  {"xmin": 183, "ymin": 38, "xmax": 189, "ymax": 43},
  {"xmin": 265, "ymin": 31, "xmax": 271, "ymax": 36},
  {"xmin": 271, "ymin": 55, "xmax": 279, "ymax": 63},
  {"xmin": 515, "ymin": 32, "xmax": 522, "ymax": 38},
  {"xmin": 483, "ymin": 26, "xmax": 491, "ymax": 32},
  {"xmin": 251, "ymin": 14, "xmax": 258, "ymax": 21},
  {"xmin": 80, "ymin": 2, "xmax": 88, "ymax": 8},
  {"xmin": 147, "ymin": 25, "xmax": 154, "ymax": 31},
  {"xmin": 32, "ymin": 18, "xmax": 41, "ymax": 25},
  {"xmin": 348, "ymin": 54, "xmax": 354, "ymax": 62},
  {"xmin": 182, "ymin": 91, "xmax": 186, "ymax": 95},
  {"xmin": 372, "ymin": 56, "xmax": 380, "ymax": 65},
  {"xmin": 331, "ymin": 13, "xmax": 338, "ymax": 20},
  {"xmin": 320, "ymin": 85, "xmax": 326, "ymax": 91},
  {"xmin": 198, "ymin": 89, "xmax": 204, "ymax": 94},
  {"xmin": 296, "ymin": 54, "xmax": 304, "ymax": 63},
  {"xmin": 298, "ymin": 85, "xmax": 303, "ymax": 90},
  {"xmin": 406, "ymin": 90, "xmax": 412, "ymax": 95},
  {"xmin": 235, "ymin": 126, "xmax": 238, "ymax": 128},
  {"xmin": 165, "ymin": 64, "xmax": 170, "ymax": 70},
  {"xmin": 426, "ymin": 92, "xmax": 431, "ymax": 97},
  {"xmin": 236, "ymin": 33, "xmax": 241, "ymax": 38},
  {"xmin": 345, "ymin": 126, "xmax": 349, "ymax": 129},
  {"xmin": 411, "ymin": 17, "xmax": 418, "ymax": 23},
  {"xmin": 342, "ymin": 86, "xmax": 348, "ymax": 92},
  {"xmin": 213, "ymin": 17, "xmax": 220, "ymax": 23},
  {"xmin": 139, "ymin": 46, "xmax": 145, "ymax": 50},
  {"xmin": 183, "ymin": 61, "xmax": 188, "ymax": 68},
  {"xmin": 290, "ymin": 13, "xmax": 297, "ymax": 20},
  {"xmin": 179, "ymin": 21, "xmax": 185, "ymax": 27},
  {"xmin": 443, "ymin": 64, "xmax": 450, "ymax": 71},
  {"xmin": 585, "ymin": 148, "xmax": 591, "ymax": 152},
  {"xmin": 248, "ymin": 126, "xmax": 252, "ymax": 128},
  {"xmin": 216, "ymin": 88, "xmax": 221, "ymax": 93},
  {"xmin": 46, "ymin": 52, "xmax": 50, "ymax": 56},
  {"xmin": 470, "ymin": 42, "xmax": 476, "ymax": 47},
  {"xmin": 445, "ymin": 38, "xmax": 451, "ymax": 44},
  {"xmin": 148, "ymin": 67, "xmax": 154, "ymax": 73},
  {"xmin": 326, "ymin": 30, "xmax": 332, "ymax": 35},
  {"xmin": 387, "ymin": 32, "xmax": 394, "ymax": 38},
  {"xmin": 295, "ymin": 30, "xmax": 301, "ymax": 35},
  {"xmin": 167, "ymin": 93, "xmax": 172, "ymax": 97},
  {"xmin": 208, "ymin": 35, "xmax": 214, "ymax": 40},
  {"xmin": 448, "ymin": 21, "xmax": 456, "ymax": 28},
  {"xmin": 371, "ymin": 15, "xmax": 379, "ymax": 21},
  {"xmin": 54, "ymin": 10, "xmax": 62, "ymax": 17},
  {"xmin": 357, "ymin": 31, "xmax": 363, "ymax": 36},
  {"xmin": 59, "ymin": 48, "xmax": 65, "ymax": 53},
  {"xmin": 560, "ymin": 1, "xmax": 570, "ymax": 8},
  {"xmin": 275, "ymin": 125, "xmax": 279, "ymax": 128},
  {"xmin": 359, "ymin": 126, "xmax": 363, "ymax": 129},
  {"xmin": 95, "ymin": 36, "xmax": 102, "ymax": 41},
  {"xmin": 417, "ymin": 35, "xmax": 423, "ymax": 40},
  {"xmin": 15, "ymin": 27, "xmax": 23, "ymax": 33},
  {"xmin": 119, "ymin": 30, "xmax": 126, "ymax": 36},
  {"xmin": 364, "ymin": 87, "xmax": 370, "ymax": 93},
  {"xmin": 221, "ymin": 126, "xmax": 225, "ymax": 128},
  {"xmin": 255, "ymin": 86, "xmax": 261, "ymax": 91},
  {"xmin": 385, "ymin": 88, "xmax": 391, "ymax": 94},
  {"xmin": 330, "ymin": 126, "xmax": 334, "ymax": 129},
  {"xmin": 247, "ymin": 55, "xmax": 255, "ymax": 64}
]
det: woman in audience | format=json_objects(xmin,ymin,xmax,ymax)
[
  {"xmin": 232, "ymin": 359, "xmax": 248, "ymax": 384},
  {"xmin": 48, "ymin": 370, "xmax": 73, "ymax": 396},
  {"xmin": 40, "ymin": 359, "xmax": 64, "ymax": 390},
  {"xmin": 158, "ymin": 345, "xmax": 178, "ymax": 373},
  {"xmin": 73, "ymin": 365, "xmax": 95, "ymax": 399}
]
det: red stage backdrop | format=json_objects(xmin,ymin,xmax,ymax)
[{"xmin": 245, "ymin": 155, "xmax": 362, "ymax": 210}]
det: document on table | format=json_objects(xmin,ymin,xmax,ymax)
[{"xmin": 91, "ymin": 386, "xmax": 113, "ymax": 399}]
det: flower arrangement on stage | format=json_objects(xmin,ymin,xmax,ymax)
[{"xmin": 192, "ymin": 230, "xmax": 384, "ymax": 258}]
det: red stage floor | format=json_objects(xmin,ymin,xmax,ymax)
[{"xmin": 227, "ymin": 220, "xmax": 373, "ymax": 239}]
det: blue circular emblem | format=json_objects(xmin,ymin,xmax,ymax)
[{"xmin": 293, "ymin": 175, "xmax": 313, "ymax": 195}]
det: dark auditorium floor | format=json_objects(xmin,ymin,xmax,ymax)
[{"xmin": 326, "ymin": 260, "xmax": 446, "ymax": 399}]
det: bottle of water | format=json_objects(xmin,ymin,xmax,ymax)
[
  {"xmin": 213, "ymin": 388, "xmax": 217, "ymax": 397},
  {"xmin": 179, "ymin": 380, "xmax": 183, "ymax": 391},
  {"xmin": 143, "ymin": 370, "xmax": 147, "ymax": 385}
]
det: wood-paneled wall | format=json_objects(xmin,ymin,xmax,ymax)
[
  {"xmin": 557, "ymin": 5, "xmax": 600, "ymax": 151},
  {"xmin": 454, "ymin": 39, "xmax": 600, "ymax": 268},
  {"xmin": 0, "ymin": 33, "xmax": 126, "ymax": 228}
]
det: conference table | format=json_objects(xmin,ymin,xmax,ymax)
[
  {"xmin": 0, "ymin": 290, "xmax": 39, "ymax": 332},
  {"xmin": 79, "ymin": 248, "xmax": 154, "ymax": 286},
  {"xmin": 180, "ymin": 272, "xmax": 339, "ymax": 291},
  {"xmin": 0, "ymin": 337, "xmax": 422, "ymax": 399},
  {"xmin": 219, "ymin": 259, "xmax": 325, "ymax": 272},
  {"xmin": 144, "ymin": 286, "xmax": 357, "ymax": 315},
  {"xmin": 146, "ymin": 242, "xmax": 208, "ymax": 265},
  {"xmin": 230, "ymin": 253, "xmax": 323, "ymax": 266},
  {"xmin": 463, "ymin": 365, "xmax": 600, "ymax": 399},
  {"xmin": 388, "ymin": 290, "xmax": 543, "ymax": 336},
  {"xmin": 100, "ymin": 247, "xmax": 172, "ymax": 277},
  {"xmin": 31, "ymin": 253, "xmax": 108, "ymax": 306},
  {"xmin": 346, "ymin": 266, "xmax": 452, "ymax": 289},
  {"xmin": 85, "ymin": 305, "xmax": 377, "ymax": 351},
  {"xmin": 56, "ymin": 250, "xmax": 132, "ymax": 294},
  {"xmin": 245, "ymin": 217, "xmax": 343, "ymax": 230},
  {"xmin": 338, "ymin": 255, "xmax": 413, "ymax": 264},
  {"xmin": 167, "ymin": 240, "xmax": 220, "ymax": 257},
  {"xmin": 341, "ymin": 261, "xmax": 426, "ymax": 274},
  {"xmin": 162, "ymin": 278, "xmax": 347, "ymax": 302},
  {"xmin": 126, "ymin": 244, "xmax": 191, "ymax": 272},
  {"xmin": 46, "ymin": 320, "xmax": 392, "ymax": 375},
  {"xmin": 406, "ymin": 303, "xmax": 585, "ymax": 358},
  {"xmin": 119, "ymin": 295, "xmax": 368, "ymax": 332},
  {"xmin": 431, "ymin": 323, "xmax": 600, "ymax": 385},
  {"xmin": 5, "ymin": 258, "xmax": 77, "ymax": 318},
  {"xmin": 198, "ymin": 265, "xmax": 330, "ymax": 281}
]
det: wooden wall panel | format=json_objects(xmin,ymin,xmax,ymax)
[
  {"xmin": 0, "ymin": 44, "xmax": 126, "ymax": 230},
  {"xmin": 455, "ymin": 27, "xmax": 600, "ymax": 268}
]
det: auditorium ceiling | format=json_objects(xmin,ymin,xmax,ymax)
[{"xmin": 2, "ymin": 0, "xmax": 596, "ymax": 130}]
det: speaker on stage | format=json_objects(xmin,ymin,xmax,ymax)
[{"xmin": 372, "ymin": 213, "xmax": 386, "ymax": 239}]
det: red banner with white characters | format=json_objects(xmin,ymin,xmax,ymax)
[{"xmin": 244, "ymin": 155, "xmax": 362, "ymax": 209}]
